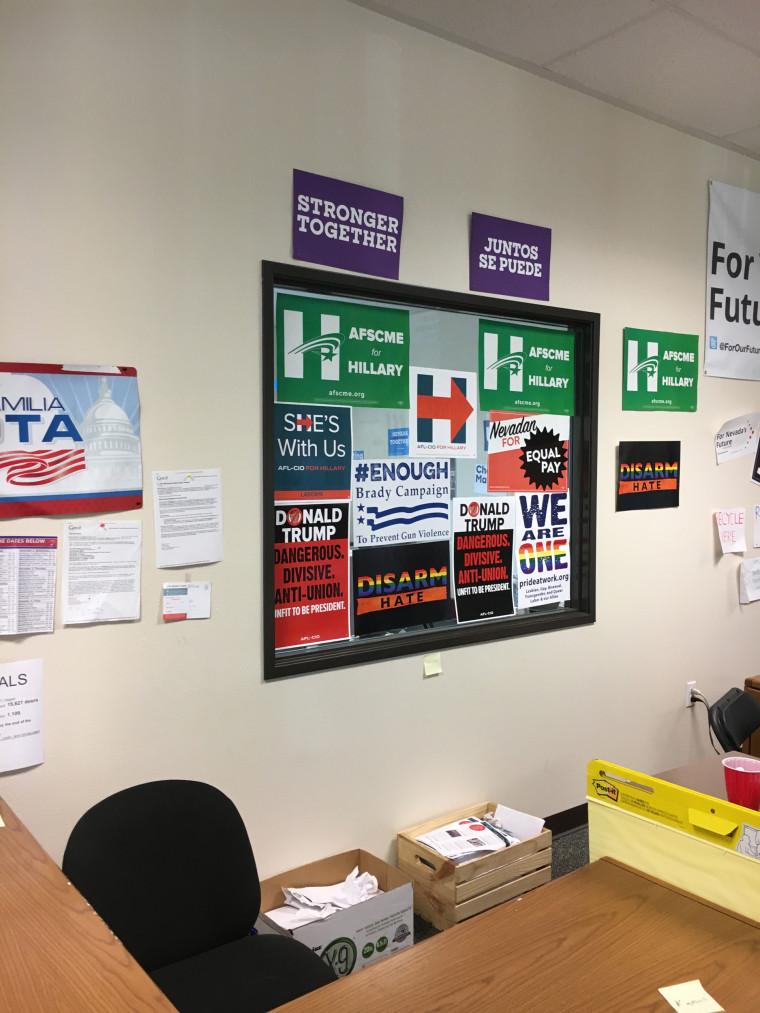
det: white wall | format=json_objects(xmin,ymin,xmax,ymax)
[{"xmin": 1, "ymin": 0, "xmax": 759, "ymax": 874}]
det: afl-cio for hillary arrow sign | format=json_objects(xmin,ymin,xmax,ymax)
[
  {"xmin": 410, "ymin": 367, "xmax": 477, "ymax": 458},
  {"xmin": 416, "ymin": 378, "xmax": 474, "ymax": 442}
]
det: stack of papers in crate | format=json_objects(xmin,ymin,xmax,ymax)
[{"xmin": 416, "ymin": 804, "xmax": 544, "ymax": 862}]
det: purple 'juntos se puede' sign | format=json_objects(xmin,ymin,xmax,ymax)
[{"xmin": 470, "ymin": 211, "xmax": 551, "ymax": 301}]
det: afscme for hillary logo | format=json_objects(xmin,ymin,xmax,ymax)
[
  {"xmin": 482, "ymin": 330, "xmax": 524, "ymax": 392},
  {"xmin": 478, "ymin": 320, "xmax": 574, "ymax": 415},
  {"xmin": 626, "ymin": 338, "xmax": 659, "ymax": 392},
  {"xmin": 282, "ymin": 308, "xmax": 342, "ymax": 381},
  {"xmin": 622, "ymin": 327, "xmax": 698, "ymax": 412},
  {"xmin": 276, "ymin": 293, "xmax": 410, "ymax": 409}
]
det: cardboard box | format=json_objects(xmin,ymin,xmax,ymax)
[
  {"xmin": 587, "ymin": 758, "xmax": 760, "ymax": 922},
  {"xmin": 258, "ymin": 849, "xmax": 413, "ymax": 978},
  {"xmin": 397, "ymin": 801, "xmax": 552, "ymax": 931}
]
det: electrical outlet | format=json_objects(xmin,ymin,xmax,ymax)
[{"xmin": 685, "ymin": 680, "xmax": 697, "ymax": 708}]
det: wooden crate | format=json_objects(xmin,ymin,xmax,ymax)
[{"xmin": 397, "ymin": 801, "xmax": 552, "ymax": 931}]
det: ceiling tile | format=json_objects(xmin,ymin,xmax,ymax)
[
  {"xmin": 547, "ymin": 7, "xmax": 760, "ymax": 138},
  {"xmin": 671, "ymin": 0, "xmax": 760, "ymax": 55},
  {"xmin": 350, "ymin": 0, "xmax": 660, "ymax": 65}
]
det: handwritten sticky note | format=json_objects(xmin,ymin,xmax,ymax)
[{"xmin": 658, "ymin": 980, "xmax": 723, "ymax": 1012}]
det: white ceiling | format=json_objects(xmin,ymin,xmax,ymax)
[{"xmin": 349, "ymin": 0, "xmax": 760, "ymax": 161}]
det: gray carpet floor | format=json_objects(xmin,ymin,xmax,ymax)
[{"xmin": 550, "ymin": 824, "xmax": 589, "ymax": 879}]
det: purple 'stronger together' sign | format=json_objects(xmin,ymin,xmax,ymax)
[
  {"xmin": 293, "ymin": 169, "xmax": 404, "ymax": 279},
  {"xmin": 469, "ymin": 211, "xmax": 551, "ymax": 301}
]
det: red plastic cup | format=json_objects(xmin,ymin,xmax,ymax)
[{"xmin": 722, "ymin": 756, "xmax": 760, "ymax": 809}]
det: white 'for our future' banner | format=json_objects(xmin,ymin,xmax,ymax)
[{"xmin": 705, "ymin": 181, "xmax": 760, "ymax": 381}]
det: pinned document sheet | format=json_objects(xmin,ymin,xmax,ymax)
[
  {"xmin": 62, "ymin": 522, "xmax": 141, "ymax": 624},
  {"xmin": 162, "ymin": 583, "xmax": 211, "ymax": 621},
  {"xmin": 0, "ymin": 659, "xmax": 43, "ymax": 772},
  {"xmin": 153, "ymin": 470, "xmax": 223, "ymax": 567}
]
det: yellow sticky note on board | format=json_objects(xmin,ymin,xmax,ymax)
[{"xmin": 423, "ymin": 652, "xmax": 442, "ymax": 678}]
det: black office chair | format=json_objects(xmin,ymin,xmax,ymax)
[
  {"xmin": 62, "ymin": 780, "xmax": 336, "ymax": 1013},
  {"xmin": 707, "ymin": 688, "xmax": 760, "ymax": 753}
]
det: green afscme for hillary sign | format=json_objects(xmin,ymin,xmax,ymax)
[
  {"xmin": 622, "ymin": 327, "xmax": 698, "ymax": 412},
  {"xmin": 276, "ymin": 293, "xmax": 410, "ymax": 408},
  {"xmin": 478, "ymin": 320, "xmax": 574, "ymax": 415}
]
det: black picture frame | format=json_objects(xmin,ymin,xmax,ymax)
[{"xmin": 263, "ymin": 261, "xmax": 599, "ymax": 680}]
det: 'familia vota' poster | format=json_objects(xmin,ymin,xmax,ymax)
[
  {"xmin": 0, "ymin": 363, "xmax": 142, "ymax": 518},
  {"xmin": 274, "ymin": 502, "xmax": 349, "ymax": 648},
  {"xmin": 352, "ymin": 540, "xmax": 451, "ymax": 635},
  {"xmin": 616, "ymin": 441, "xmax": 680, "ymax": 511}
]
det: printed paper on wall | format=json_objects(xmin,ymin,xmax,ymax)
[
  {"xmin": 0, "ymin": 536, "xmax": 57, "ymax": 636},
  {"xmin": 0, "ymin": 658, "xmax": 43, "ymax": 773},
  {"xmin": 715, "ymin": 412, "xmax": 760, "ymax": 463},
  {"xmin": 740, "ymin": 558, "xmax": 760, "ymax": 604}
]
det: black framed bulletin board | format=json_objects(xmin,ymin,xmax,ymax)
[{"xmin": 263, "ymin": 261, "xmax": 598, "ymax": 680}]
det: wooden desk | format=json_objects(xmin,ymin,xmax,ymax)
[
  {"xmin": 278, "ymin": 858, "xmax": 760, "ymax": 1013},
  {"xmin": 0, "ymin": 794, "xmax": 176, "ymax": 1012},
  {"xmin": 657, "ymin": 751, "xmax": 741, "ymax": 800}
]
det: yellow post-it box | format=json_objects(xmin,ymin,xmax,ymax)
[{"xmin": 587, "ymin": 759, "xmax": 760, "ymax": 922}]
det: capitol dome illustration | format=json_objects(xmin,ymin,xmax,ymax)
[{"xmin": 78, "ymin": 377, "xmax": 142, "ymax": 489}]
